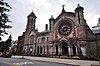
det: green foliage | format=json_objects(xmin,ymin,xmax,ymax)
[
  {"xmin": 5, "ymin": 34, "xmax": 12, "ymax": 47},
  {"xmin": 0, "ymin": 0, "xmax": 12, "ymax": 40}
]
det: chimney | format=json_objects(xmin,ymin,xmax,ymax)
[{"xmin": 45, "ymin": 24, "xmax": 48, "ymax": 31}]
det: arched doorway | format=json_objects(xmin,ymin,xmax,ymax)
[
  {"xmin": 56, "ymin": 45, "xmax": 58, "ymax": 55},
  {"xmin": 43, "ymin": 46, "xmax": 45, "ymax": 54},
  {"xmin": 29, "ymin": 47, "xmax": 33, "ymax": 55},
  {"xmin": 37, "ymin": 46, "xmax": 39, "ymax": 55},
  {"xmin": 61, "ymin": 42, "xmax": 69, "ymax": 55},
  {"xmin": 72, "ymin": 45, "xmax": 76, "ymax": 56},
  {"xmin": 40, "ymin": 46, "xmax": 42, "ymax": 54}
]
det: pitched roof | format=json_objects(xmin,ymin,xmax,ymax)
[
  {"xmin": 55, "ymin": 11, "xmax": 75, "ymax": 22},
  {"xmin": 37, "ymin": 31, "xmax": 50, "ymax": 36},
  {"xmin": 27, "ymin": 12, "xmax": 37, "ymax": 18}
]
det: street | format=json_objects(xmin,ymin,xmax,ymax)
[{"xmin": 0, "ymin": 57, "xmax": 77, "ymax": 66}]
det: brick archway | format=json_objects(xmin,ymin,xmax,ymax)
[{"xmin": 60, "ymin": 41, "xmax": 69, "ymax": 55}]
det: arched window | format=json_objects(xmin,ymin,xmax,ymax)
[
  {"xmin": 41, "ymin": 37, "xmax": 45, "ymax": 42},
  {"xmin": 30, "ymin": 35, "xmax": 34, "ymax": 44},
  {"xmin": 47, "ymin": 37, "xmax": 49, "ymax": 41}
]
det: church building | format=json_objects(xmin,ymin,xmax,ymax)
[{"xmin": 18, "ymin": 4, "xmax": 99, "ymax": 58}]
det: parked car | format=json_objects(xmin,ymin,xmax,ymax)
[
  {"xmin": 3, "ymin": 51, "xmax": 12, "ymax": 58},
  {"xmin": 0, "ymin": 52, "xmax": 3, "ymax": 57}
]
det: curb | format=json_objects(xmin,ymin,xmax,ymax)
[{"xmin": 12, "ymin": 56, "xmax": 99, "ymax": 66}]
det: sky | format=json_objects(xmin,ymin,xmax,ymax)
[{"xmin": 2, "ymin": 0, "xmax": 100, "ymax": 41}]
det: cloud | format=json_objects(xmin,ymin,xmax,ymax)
[
  {"xmin": 29, "ymin": 0, "xmax": 51, "ymax": 10},
  {"xmin": 2, "ymin": 0, "xmax": 100, "ymax": 41}
]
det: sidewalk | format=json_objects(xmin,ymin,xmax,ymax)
[{"xmin": 12, "ymin": 56, "xmax": 99, "ymax": 66}]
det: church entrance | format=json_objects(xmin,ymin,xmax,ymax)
[
  {"xmin": 61, "ymin": 42, "xmax": 69, "ymax": 55},
  {"xmin": 56, "ymin": 45, "xmax": 58, "ymax": 55},
  {"xmin": 72, "ymin": 45, "xmax": 76, "ymax": 56}
]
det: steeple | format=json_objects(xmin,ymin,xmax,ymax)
[
  {"xmin": 49, "ymin": 15, "xmax": 55, "ymax": 31},
  {"xmin": 27, "ymin": 11, "xmax": 37, "ymax": 18},
  {"xmin": 26, "ymin": 11, "xmax": 37, "ymax": 31},
  {"xmin": 62, "ymin": 5, "xmax": 66, "ymax": 13},
  {"xmin": 50, "ymin": 15, "xmax": 54, "ymax": 20},
  {"xmin": 75, "ymin": 4, "xmax": 84, "ymax": 11},
  {"xmin": 75, "ymin": 4, "xmax": 84, "ymax": 25},
  {"xmin": 77, "ymin": 4, "xmax": 81, "ymax": 8}
]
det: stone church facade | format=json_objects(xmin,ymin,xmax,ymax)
[{"xmin": 18, "ymin": 4, "xmax": 99, "ymax": 58}]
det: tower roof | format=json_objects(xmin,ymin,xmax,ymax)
[
  {"xmin": 27, "ymin": 11, "xmax": 37, "ymax": 18},
  {"xmin": 77, "ymin": 4, "xmax": 82, "ymax": 8},
  {"xmin": 49, "ymin": 15, "xmax": 54, "ymax": 20},
  {"xmin": 75, "ymin": 4, "xmax": 84, "ymax": 11}
]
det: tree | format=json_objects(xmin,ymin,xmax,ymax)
[
  {"xmin": 2, "ymin": 34, "xmax": 12, "ymax": 51},
  {"xmin": 0, "ymin": 0, "xmax": 12, "ymax": 40},
  {"xmin": 5, "ymin": 34, "xmax": 12, "ymax": 47}
]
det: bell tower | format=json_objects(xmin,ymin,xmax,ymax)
[
  {"xmin": 49, "ymin": 15, "xmax": 55, "ymax": 31},
  {"xmin": 75, "ymin": 4, "xmax": 86, "ymax": 39},
  {"xmin": 26, "ymin": 11, "xmax": 37, "ymax": 32},
  {"xmin": 75, "ymin": 4, "xmax": 84, "ymax": 26}
]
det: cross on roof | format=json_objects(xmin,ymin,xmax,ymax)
[
  {"xmin": 62, "ymin": 5, "xmax": 65, "ymax": 8},
  {"xmin": 62, "ymin": 5, "xmax": 65, "ymax": 13}
]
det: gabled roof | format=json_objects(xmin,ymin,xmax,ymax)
[
  {"xmin": 27, "ymin": 12, "xmax": 37, "ymax": 18},
  {"xmin": 84, "ymin": 20, "xmax": 94, "ymax": 35},
  {"xmin": 37, "ymin": 31, "xmax": 50, "ymax": 36},
  {"xmin": 55, "ymin": 11, "xmax": 75, "ymax": 22},
  {"xmin": 55, "ymin": 5, "xmax": 75, "ymax": 20}
]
